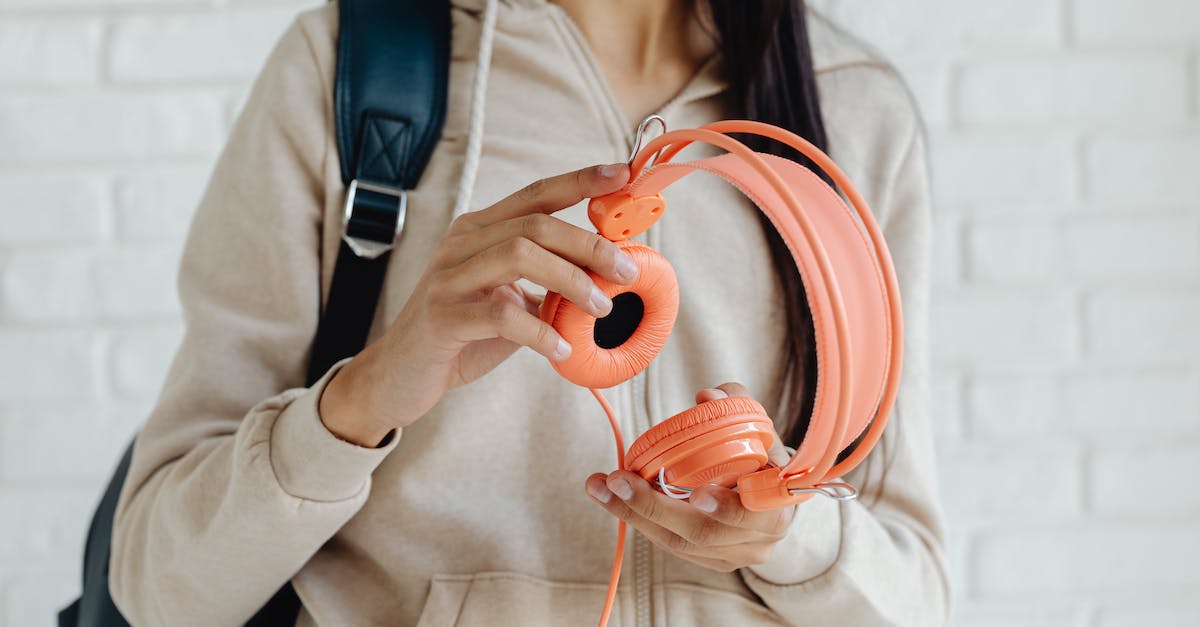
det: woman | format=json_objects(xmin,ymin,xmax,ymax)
[{"xmin": 109, "ymin": 0, "xmax": 948, "ymax": 625}]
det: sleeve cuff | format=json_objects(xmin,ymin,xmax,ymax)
[
  {"xmin": 269, "ymin": 358, "xmax": 400, "ymax": 502},
  {"xmin": 745, "ymin": 490, "xmax": 842, "ymax": 585}
]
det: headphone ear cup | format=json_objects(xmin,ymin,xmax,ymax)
[
  {"xmin": 626, "ymin": 396, "xmax": 776, "ymax": 490},
  {"xmin": 539, "ymin": 240, "xmax": 678, "ymax": 389}
]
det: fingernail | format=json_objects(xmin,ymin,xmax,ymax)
[
  {"xmin": 614, "ymin": 253, "xmax": 638, "ymax": 283},
  {"xmin": 598, "ymin": 163, "xmax": 622, "ymax": 178},
  {"xmin": 609, "ymin": 477, "xmax": 633, "ymax": 501},
  {"xmin": 692, "ymin": 492, "xmax": 717, "ymax": 513},
  {"xmin": 588, "ymin": 481, "xmax": 612, "ymax": 504},
  {"xmin": 554, "ymin": 338, "xmax": 572, "ymax": 361},
  {"xmin": 590, "ymin": 286, "xmax": 612, "ymax": 316}
]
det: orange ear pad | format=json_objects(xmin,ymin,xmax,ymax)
[
  {"xmin": 539, "ymin": 239, "xmax": 680, "ymax": 389},
  {"xmin": 624, "ymin": 396, "xmax": 777, "ymax": 490}
]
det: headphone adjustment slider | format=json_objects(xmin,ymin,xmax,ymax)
[{"xmin": 588, "ymin": 192, "xmax": 666, "ymax": 242}]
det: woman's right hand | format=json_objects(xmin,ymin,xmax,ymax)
[{"xmin": 318, "ymin": 163, "xmax": 639, "ymax": 447}]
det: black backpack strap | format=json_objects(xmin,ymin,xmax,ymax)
[
  {"xmin": 305, "ymin": 0, "xmax": 451, "ymax": 384},
  {"xmin": 56, "ymin": 442, "xmax": 135, "ymax": 627},
  {"xmin": 61, "ymin": 1, "xmax": 450, "ymax": 625},
  {"xmin": 254, "ymin": 0, "xmax": 451, "ymax": 623}
]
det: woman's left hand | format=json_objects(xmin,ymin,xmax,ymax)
[{"xmin": 584, "ymin": 383, "xmax": 796, "ymax": 572}]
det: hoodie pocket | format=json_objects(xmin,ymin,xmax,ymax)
[
  {"xmin": 661, "ymin": 582, "xmax": 789, "ymax": 626},
  {"xmin": 415, "ymin": 572, "xmax": 790, "ymax": 626},
  {"xmin": 415, "ymin": 571, "xmax": 619, "ymax": 627}
]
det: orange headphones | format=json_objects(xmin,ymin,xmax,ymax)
[{"xmin": 537, "ymin": 118, "xmax": 904, "ymax": 625}]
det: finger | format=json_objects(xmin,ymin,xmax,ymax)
[
  {"xmin": 519, "ymin": 285, "xmax": 545, "ymax": 310},
  {"xmin": 584, "ymin": 474, "xmax": 766, "ymax": 572},
  {"xmin": 451, "ymin": 299, "xmax": 571, "ymax": 362},
  {"xmin": 457, "ymin": 163, "xmax": 629, "ymax": 229},
  {"xmin": 766, "ymin": 432, "xmax": 791, "ymax": 468},
  {"xmin": 688, "ymin": 483, "xmax": 795, "ymax": 538},
  {"xmin": 497, "ymin": 282, "xmax": 543, "ymax": 318},
  {"xmin": 600, "ymin": 470, "xmax": 766, "ymax": 548},
  {"xmin": 439, "ymin": 213, "xmax": 638, "ymax": 285},
  {"xmin": 492, "ymin": 283, "xmax": 527, "ymax": 308},
  {"xmin": 706, "ymin": 382, "xmax": 791, "ymax": 466},
  {"xmin": 443, "ymin": 237, "xmax": 613, "ymax": 317},
  {"xmin": 694, "ymin": 387, "xmax": 729, "ymax": 404},
  {"xmin": 714, "ymin": 382, "xmax": 751, "ymax": 398}
]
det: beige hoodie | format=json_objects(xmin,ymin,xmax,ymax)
[{"xmin": 109, "ymin": 1, "xmax": 949, "ymax": 625}]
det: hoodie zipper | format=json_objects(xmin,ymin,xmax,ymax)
[
  {"xmin": 630, "ymin": 370, "xmax": 653, "ymax": 627},
  {"xmin": 544, "ymin": 10, "xmax": 652, "ymax": 627},
  {"xmin": 547, "ymin": 7, "xmax": 723, "ymax": 625}
]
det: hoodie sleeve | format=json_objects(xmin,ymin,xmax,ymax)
[
  {"xmin": 736, "ymin": 70, "xmax": 952, "ymax": 626},
  {"xmin": 109, "ymin": 13, "xmax": 399, "ymax": 626}
]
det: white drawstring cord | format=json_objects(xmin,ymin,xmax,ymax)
[{"xmin": 452, "ymin": 0, "xmax": 499, "ymax": 219}]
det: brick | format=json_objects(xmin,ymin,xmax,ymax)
[
  {"xmin": 92, "ymin": 248, "xmax": 182, "ymax": 319},
  {"xmin": 931, "ymin": 211, "xmax": 960, "ymax": 286},
  {"xmin": 0, "ymin": 251, "xmax": 93, "ymax": 321},
  {"xmin": 4, "ymin": 562, "xmax": 79, "ymax": 627},
  {"xmin": 1097, "ymin": 608, "xmax": 1200, "ymax": 627},
  {"xmin": 109, "ymin": 9, "xmax": 299, "ymax": 82},
  {"xmin": 952, "ymin": 606, "xmax": 1087, "ymax": 627},
  {"xmin": 0, "ymin": 19, "xmax": 101, "ymax": 85},
  {"xmin": 0, "ymin": 0, "xmax": 191, "ymax": 6},
  {"xmin": 1086, "ymin": 135, "xmax": 1200, "ymax": 206},
  {"xmin": 888, "ymin": 55, "xmax": 950, "ymax": 128},
  {"xmin": 1193, "ymin": 53, "xmax": 1199, "ymax": 117},
  {"xmin": 976, "ymin": 526, "xmax": 1200, "ymax": 596},
  {"xmin": 939, "ymin": 444, "xmax": 1080, "ymax": 520},
  {"xmin": 1, "ymin": 405, "xmax": 135, "ymax": 482},
  {"xmin": 932, "ymin": 291, "xmax": 1076, "ymax": 364},
  {"xmin": 0, "ymin": 175, "xmax": 107, "ymax": 243},
  {"xmin": 110, "ymin": 325, "xmax": 183, "ymax": 398},
  {"xmin": 1064, "ymin": 373, "xmax": 1200, "ymax": 439},
  {"xmin": 1085, "ymin": 290, "xmax": 1200, "ymax": 360},
  {"xmin": 115, "ymin": 168, "xmax": 208, "ymax": 242},
  {"xmin": 931, "ymin": 133, "xmax": 1074, "ymax": 208},
  {"xmin": 0, "ymin": 331, "xmax": 96, "ymax": 401},
  {"xmin": 2, "ymin": 249, "xmax": 185, "ymax": 322},
  {"xmin": 966, "ymin": 376, "xmax": 1061, "ymax": 438},
  {"xmin": 0, "ymin": 93, "xmax": 224, "ymax": 163},
  {"xmin": 1065, "ymin": 217, "xmax": 1199, "ymax": 278},
  {"xmin": 1072, "ymin": 0, "xmax": 1200, "ymax": 45},
  {"xmin": 809, "ymin": 0, "xmax": 1059, "ymax": 55},
  {"xmin": 0, "ymin": 489, "xmax": 94, "ymax": 561},
  {"xmin": 1091, "ymin": 447, "xmax": 1200, "ymax": 515},
  {"xmin": 966, "ymin": 220, "xmax": 1058, "ymax": 282},
  {"xmin": 946, "ymin": 529, "xmax": 970, "ymax": 597},
  {"xmin": 930, "ymin": 373, "xmax": 962, "ymax": 441},
  {"xmin": 959, "ymin": 55, "xmax": 1187, "ymax": 123}
]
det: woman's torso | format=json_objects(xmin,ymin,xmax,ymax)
[{"xmin": 291, "ymin": 2, "xmax": 913, "ymax": 624}]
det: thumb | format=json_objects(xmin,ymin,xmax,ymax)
[{"xmin": 767, "ymin": 432, "xmax": 792, "ymax": 467}]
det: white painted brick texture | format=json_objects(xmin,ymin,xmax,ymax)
[
  {"xmin": 1, "ymin": 0, "xmax": 1198, "ymax": 625},
  {"xmin": 0, "ymin": 1, "xmax": 316, "ymax": 624},
  {"xmin": 0, "ymin": 19, "xmax": 102, "ymax": 85},
  {"xmin": 810, "ymin": 0, "xmax": 1200, "ymax": 624}
]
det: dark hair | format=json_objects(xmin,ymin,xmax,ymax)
[{"xmin": 701, "ymin": 1, "xmax": 826, "ymax": 450}]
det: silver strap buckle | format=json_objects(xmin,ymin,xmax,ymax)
[{"xmin": 341, "ymin": 179, "xmax": 407, "ymax": 260}]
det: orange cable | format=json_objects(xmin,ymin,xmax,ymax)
[{"xmin": 589, "ymin": 387, "xmax": 625, "ymax": 627}]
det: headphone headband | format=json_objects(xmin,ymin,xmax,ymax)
[{"xmin": 601, "ymin": 121, "xmax": 904, "ymax": 498}]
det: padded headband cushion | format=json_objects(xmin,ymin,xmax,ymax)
[{"xmin": 629, "ymin": 153, "xmax": 891, "ymax": 469}]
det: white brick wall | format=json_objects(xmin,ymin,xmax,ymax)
[
  {"xmin": 0, "ymin": 1, "xmax": 1196, "ymax": 626},
  {"xmin": 0, "ymin": 1, "xmax": 314, "ymax": 625},
  {"xmin": 811, "ymin": 0, "xmax": 1200, "ymax": 625}
]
